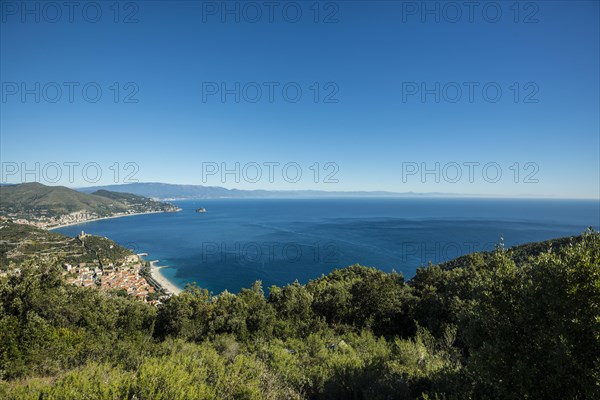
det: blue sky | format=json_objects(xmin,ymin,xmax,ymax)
[{"xmin": 1, "ymin": 1, "xmax": 599, "ymax": 198}]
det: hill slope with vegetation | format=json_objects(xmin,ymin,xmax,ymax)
[
  {"xmin": 0, "ymin": 182, "xmax": 180, "ymax": 227},
  {"xmin": 0, "ymin": 220, "xmax": 135, "ymax": 270},
  {"xmin": 0, "ymin": 229, "xmax": 598, "ymax": 399}
]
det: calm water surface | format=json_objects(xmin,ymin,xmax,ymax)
[{"xmin": 55, "ymin": 198, "xmax": 600, "ymax": 294}]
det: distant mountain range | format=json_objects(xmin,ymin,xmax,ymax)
[{"xmin": 77, "ymin": 182, "xmax": 460, "ymax": 200}]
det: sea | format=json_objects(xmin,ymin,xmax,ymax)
[{"xmin": 54, "ymin": 198, "xmax": 600, "ymax": 294}]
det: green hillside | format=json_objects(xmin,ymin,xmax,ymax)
[
  {"xmin": 0, "ymin": 220, "xmax": 134, "ymax": 270},
  {"xmin": 92, "ymin": 189, "xmax": 165, "ymax": 205},
  {"xmin": 437, "ymin": 234, "xmax": 584, "ymax": 271},
  {"xmin": 0, "ymin": 182, "xmax": 123, "ymax": 215},
  {"xmin": 0, "ymin": 183, "xmax": 180, "ymax": 223}
]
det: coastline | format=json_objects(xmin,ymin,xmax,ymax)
[
  {"xmin": 45, "ymin": 209, "xmax": 185, "ymax": 296},
  {"xmin": 47, "ymin": 210, "xmax": 168, "ymax": 231},
  {"xmin": 147, "ymin": 260, "xmax": 183, "ymax": 295}
]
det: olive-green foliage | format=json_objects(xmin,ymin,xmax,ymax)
[
  {"xmin": 306, "ymin": 266, "xmax": 416, "ymax": 337},
  {"xmin": 1, "ymin": 230, "xmax": 598, "ymax": 399},
  {"xmin": 0, "ymin": 221, "xmax": 98, "ymax": 269},
  {"xmin": 458, "ymin": 230, "xmax": 600, "ymax": 399},
  {"xmin": 0, "ymin": 258, "xmax": 156, "ymax": 379},
  {"xmin": 0, "ymin": 341, "xmax": 301, "ymax": 399},
  {"xmin": 80, "ymin": 235, "xmax": 134, "ymax": 265}
]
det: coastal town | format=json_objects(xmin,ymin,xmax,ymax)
[
  {"xmin": 7, "ymin": 210, "xmax": 165, "ymax": 229},
  {"xmin": 62, "ymin": 232, "xmax": 162, "ymax": 303},
  {"xmin": 0, "ymin": 184, "xmax": 184, "ymax": 303},
  {"xmin": 4, "ymin": 206, "xmax": 181, "ymax": 230},
  {"xmin": 59, "ymin": 230, "xmax": 182, "ymax": 304},
  {"xmin": 0, "ymin": 214, "xmax": 179, "ymax": 304}
]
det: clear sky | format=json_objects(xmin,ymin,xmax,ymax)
[{"xmin": 1, "ymin": 0, "xmax": 599, "ymax": 198}]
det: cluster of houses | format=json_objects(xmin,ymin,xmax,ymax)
[
  {"xmin": 8, "ymin": 211, "xmax": 101, "ymax": 229},
  {"xmin": 63, "ymin": 254, "xmax": 161, "ymax": 304},
  {"xmin": 63, "ymin": 263, "xmax": 99, "ymax": 288},
  {"xmin": 100, "ymin": 266, "xmax": 155, "ymax": 299}
]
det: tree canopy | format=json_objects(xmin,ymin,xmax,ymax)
[{"xmin": 1, "ymin": 230, "xmax": 598, "ymax": 399}]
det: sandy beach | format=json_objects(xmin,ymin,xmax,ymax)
[
  {"xmin": 46, "ymin": 210, "xmax": 184, "ymax": 296},
  {"xmin": 149, "ymin": 260, "xmax": 183, "ymax": 295}
]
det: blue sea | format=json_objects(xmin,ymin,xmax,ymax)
[{"xmin": 55, "ymin": 198, "xmax": 600, "ymax": 294}]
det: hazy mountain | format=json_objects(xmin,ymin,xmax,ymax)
[{"xmin": 78, "ymin": 182, "xmax": 456, "ymax": 200}]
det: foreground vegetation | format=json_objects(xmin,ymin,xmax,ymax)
[{"xmin": 0, "ymin": 230, "xmax": 598, "ymax": 399}]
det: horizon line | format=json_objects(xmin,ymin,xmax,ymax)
[{"xmin": 2, "ymin": 181, "xmax": 599, "ymax": 201}]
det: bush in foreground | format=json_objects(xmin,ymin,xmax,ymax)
[{"xmin": 1, "ymin": 230, "xmax": 598, "ymax": 399}]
